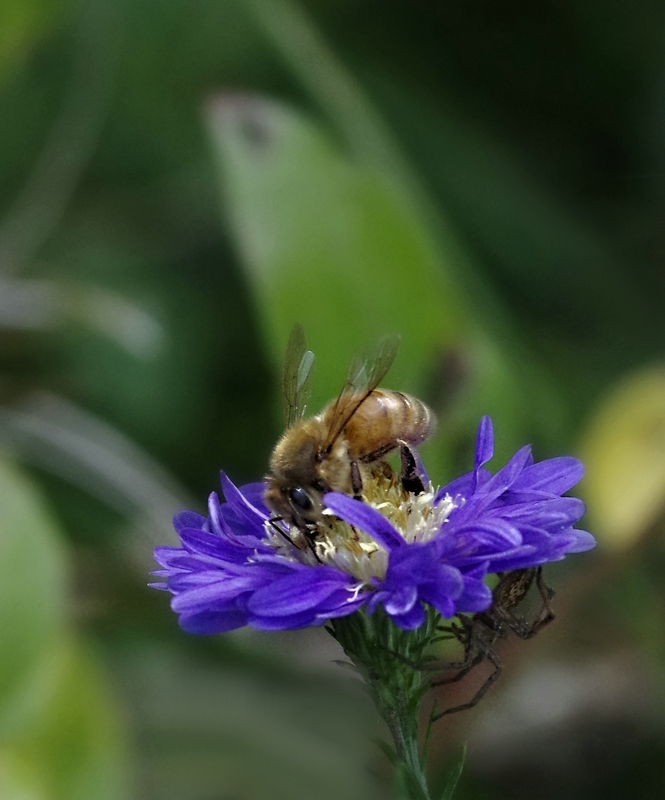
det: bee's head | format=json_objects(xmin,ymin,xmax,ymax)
[
  {"xmin": 264, "ymin": 479, "xmax": 325, "ymax": 528},
  {"xmin": 285, "ymin": 484, "xmax": 323, "ymax": 527},
  {"xmin": 265, "ymin": 421, "xmax": 328, "ymax": 527}
]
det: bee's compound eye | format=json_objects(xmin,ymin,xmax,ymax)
[{"xmin": 288, "ymin": 487, "xmax": 313, "ymax": 511}]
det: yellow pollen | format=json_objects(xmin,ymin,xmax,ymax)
[{"xmin": 265, "ymin": 468, "xmax": 457, "ymax": 583}]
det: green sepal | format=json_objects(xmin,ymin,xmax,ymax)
[
  {"xmin": 394, "ymin": 761, "xmax": 431, "ymax": 800},
  {"xmin": 372, "ymin": 736, "xmax": 398, "ymax": 766}
]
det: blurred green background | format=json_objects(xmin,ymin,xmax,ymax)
[{"xmin": 2, "ymin": 0, "xmax": 665, "ymax": 797}]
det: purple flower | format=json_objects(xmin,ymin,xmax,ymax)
[{"xmin": 152, "ymin": 417, "xmax": 594, "ymax": 634}]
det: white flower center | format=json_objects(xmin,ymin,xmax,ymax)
[{"xmin": 264, "ymin": 470, "xmax": 457, "ymax": 582}]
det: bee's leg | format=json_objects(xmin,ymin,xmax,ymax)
[
  {"xmin": 303, "ymin": 529, "xmax": 324, "ymax": 564},
  {"xmin": 268, "ymin": 517, "xmax": 324, "ymax": 564},
  {"xmin": 399, "ymin": 442, "xmax": 426, "ymax": 494},
  {"xmin": 268, "ymin": 516, "xmax": 298, "ymax": 548},
  {"xmin": 350, "ymin": 460, "xmax": 363, "ymax": 500}
]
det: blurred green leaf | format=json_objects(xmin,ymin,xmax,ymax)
[
  {"xmin": 0, "ymin": 459, "xmax": 130, "ymax": 799},
  {"xmin": 207, "ymin": 94, "xmax": 463, "ymax": 411},
  {"xmin": 248, "ymin": 0, "xmax": 419, "ymax": 197},
  {"xmin": 0, "ymin": 0, "xmax": 116, "ymax": 274},
  {"xmin": 0, "ymin": 749, "xmax": 48, "ymax": 800},
  {"xmin": 438, "ymin": 743, "xmax": 466, "ymax": 800},
  {"xmin": 0, "ymin": 277, "xmax": 164, "ymax": 359},
  {"xmin": 242, "ymin": 0, "xmax": 529, "ymax": 352},
  {"xmin": 3, "ymin": 641, "xmax": 130, "ymax": 800},
  {"xmin": 0, "ymin": 458, "xmax": 68, "ymax": 736},
  {"xmin": 0, "ymin": 393, "xmax": 192, "ymax": 552},
  {"xmin": 581, "ymin": 366, "xmax": 665, "ymax": 550},
  {"xmin": 0, "ymin": 0, "xmax": 70, "ymax": 86}
]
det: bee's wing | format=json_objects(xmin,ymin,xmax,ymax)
[
  {"xmin": 323, "ymin": 333, "xmax": 400, "ymax": 451},
  {"xmin": 282, "ymin": 323, "xmax": 315, "ymax": 428}
]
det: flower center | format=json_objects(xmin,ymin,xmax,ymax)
[{"xmin": 264, "ymin": 469, "xmax": 457, "ymax": 582}]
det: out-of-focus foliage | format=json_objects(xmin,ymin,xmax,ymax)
[
  {"xmin": 0, "ymin": 460, "xmax": 128, "ymax": 800},
  {"xmin": 208, "ymin": 95, "xmax": 461, "ymax": 392},
  {"xmin": 0, "ymin": 459, "xmax": 67, "ymax": 724},
  {"xmin": 582, "ymin": 367, "xmax": 665, "ymax": 551},
  {"xmin": 3, "ymin": 0, "xmax": 665, "ymax": 796}
]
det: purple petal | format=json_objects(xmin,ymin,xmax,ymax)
[
  {"xmin": 172, "ymin": 577, "xmax": 259, "ymax": 612},
  {"xmin": 153, "ymin": 546, "xmax": 186, "ymax": 568},
  {"xmin": 240, "ymin": 481, "xmax": 271, "ymax": 513},
  {"xmin": 207, "ymin": 492, "xmax": 227, "ymax": 537},
  {"xmin": 315, "ymin": 595, "xmax": 366, "ymax": 620},
  {"xmin": 436, "ymin": 468, "xmax": 492, "ymax": 505},
  {"xmin": 387, "ymin": 603, "xmax": 426, "ymax": 630},
  {"xmin": 512, "ymin": 457, "xmax": 584, "ymax": 494},
  {"xmin": 221, "ymin": 472, "xmax": 268, "ymax": 527},
  {"xmin": 470, "ymin": 417, "xmax": 494, "ymax": 494},
  {"xmin": 475, "ymin": 416, "xmax": 495, "ymax": 471},
  {"xmin": 496, "ymin": 497, "xmax": 586, "ymax": 527},
  {"xmin": 419, "ymin": 574, "xmax": 460, "ymax": 618},
  {"xmin": 179, "ymin": 528, "xmax": 236, "ymax": 558},
  {"xmin": 387, "ymin": 541, "xmax": 438, "ymax": 577},
  {"xmin": 383, "ymin": 585, "xmax": 418, "ymax": 615},
  {"xmin": 481, "ymin": 445, "xmax": 533, "ymax": 496},
  {"xmin": 558, "ymin": 528, "xmax": 596, "ymax": 553},
  {"xmin": 174, "ymin": 510, "xmax": 206, "ymax": 533},
  {"xmin": 246, "ymin": 610, "xmax": 320, "ymax": 630},
  {"xmin": 323, "ymin": 492, "xmax": 404, "ymax": 549},
  {"xmin": 456, "ymin": 577, "xmax": 493, "ymax": 613},
  {"xmin": 443, "ymin": 519, "xmax": 523, "ymax": 553},
  {"xmin": 365, "ymin": 590, "xmax": 386, "ymax": 616},
  {"xmin": 247, "ymin": 569, "xmax": 353, "ymax": 616},
  {"xmin": 180, "ymin": 609, "xmax": 248, "ymax": 634}
]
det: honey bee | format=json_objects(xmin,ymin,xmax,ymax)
[{"xmin": 264, "ymin": 325, "xmax": 437, "ymax": 530}]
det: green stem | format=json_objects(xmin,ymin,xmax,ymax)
[
  {"xmin": 331, "ymin": 610, "xmax": 438, "ymax": 800},
  {"xmin": 376, "ymin": 684, "xmax": 431, "ymax": 800}
]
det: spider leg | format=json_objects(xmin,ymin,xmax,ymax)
[
  {"xmin": 428, "ymin": 621, "xmax": 479, "ymax": 678},
  {"xmin": 376, "ymin": 646, "xmax": 439, "ymax": 672},
  {"xmin": 432, "ymin": 648, "xmax": 503, "ymax": 720},
  {"xmin": 537, "ymin": 566, "xmax": 556, "ymax": 602},
  {"xmin": 430, "ymin": 651, "xmax": 484, "ymax": 687},
  {"xmin": 500, "ymin": 568, "xmax": 556, "ymax": 639},
  {"xmin": 523, "ymin": 567, "xmax": 555, "ymax": 638}
]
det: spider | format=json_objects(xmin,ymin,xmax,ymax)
[{"xmin": 430, "ymin": 567, "xmax": 555, "ymax": 721}]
